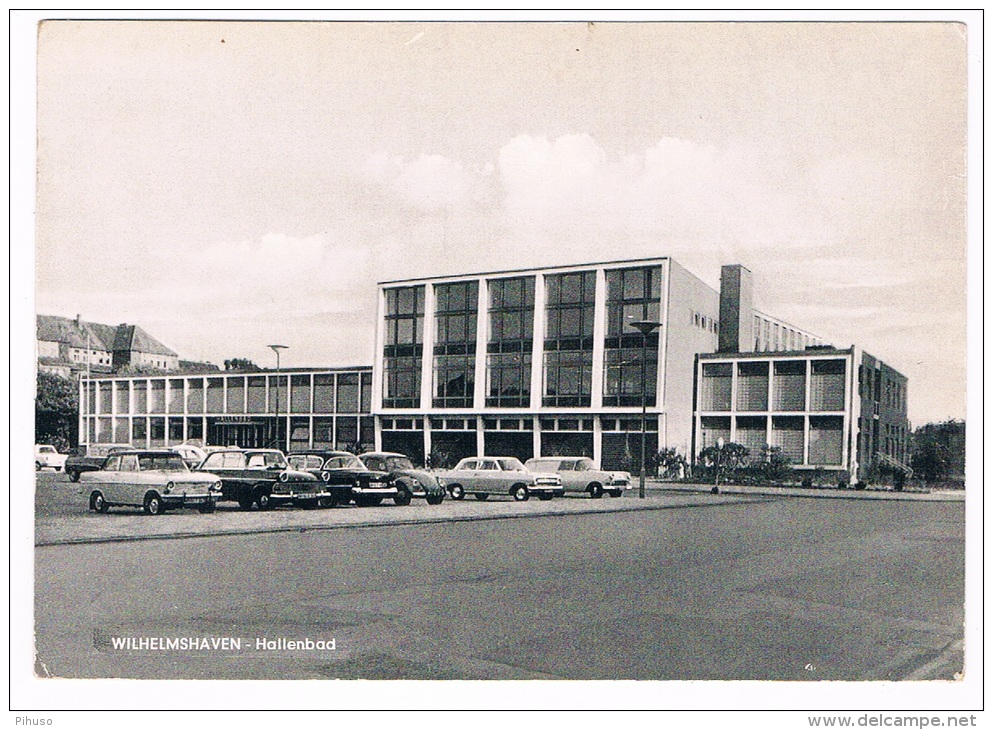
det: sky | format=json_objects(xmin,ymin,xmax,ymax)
[{"xmin": 29, "ymin": 17, "xmax": 972, "ymax": 427}]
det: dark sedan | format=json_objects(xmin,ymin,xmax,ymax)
[
  {"xmin": 195, "ymin": 448, "xmax": 322, "ymax": 510},
  {"xmin": 287, "ymin": 450, "xmax": 400, "ymax": 506}
]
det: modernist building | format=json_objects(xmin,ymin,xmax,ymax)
[
  {"xmin": 693, "ymin": 265, "xmax": 910, "ymax": 482},
  {"xmin": 74, "ymin": 258, "xmax": 908, "ymax": 481},
  {"xmin": 79, "ymin": 367, "xmax": 374, "ymax": 452},
  {"xmin": 370, "ymin": 257, "xmax": 812, "ymax": 470}
]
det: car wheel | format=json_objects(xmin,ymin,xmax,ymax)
[
  {"xmin": 588, "ymin": 483, "xmax": 604, "ymax": 499},
  {"xmin": 35, "ymin": 461, "xmax": 42, "ymax": 471},
  {"xmin": 511, "ymin": 484, "xmax": 529, "ymax": 502},
  {"xmin": 143, "ymin": 493, "xmax": 163, "ymax": 516},
  {"xmin": 538, "ymin": 493, "xmax": 554, "ymax": 501},
  {"xmin": 316, "ymin": 496, "xmax": 333, "ymax": 508},
  {"xmin": 426, "ymin": 493, "xmax": 444, "ymax": 505},
  {"xmin": 67, "ymin": 469, "xmax": 80, "ymax": 483},
  {"xmin": 449, "ymin": 484, "xmax": 465, "ymax": 500},
  {"xmin": 608, "ymin": 489, "xmax": 623, "ymax": 498},
  {"xmin": 89, "ymin": 491, "xmax": 109, "ymax": 514},
  {"xmin": 255, "ymin": 490, "xmax": 273, "ymax": 511},
  {"xmin": 238, "ymin": 496, "xmax": 254, "ymax": 510},
  {"xmin": 198, "ymin": 501, "xmax": 216, "ymax": 514},
  {"xmin": 474, "ymin": 493, "xmax": 489, "ymax": 501},
  {"xmin": 394, "ymin": 488, "xmax": 412, "ymax": 506}
]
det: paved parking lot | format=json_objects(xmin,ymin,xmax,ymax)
[
  {"xmin": 34, "ymin": 494, "xmax": 966, "ymax": 683},
  {"xmin": 35, "ymin": 470, "xmax": 963, "ymax": 546},
  {"xmin": 35, "ymin": 470, "xmax": 758, "ymax": 545}
]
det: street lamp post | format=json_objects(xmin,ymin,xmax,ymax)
[
  {"xmin": 715, "ymin": 436, "xmax": 725, "ymax": 493},
  {"xmin": 629, "ymin": 320, "xmax": 662, "ymax": 499},
  {"xmin": 268, "ymin": 344, "xmax": 288, "ymax": 451}
]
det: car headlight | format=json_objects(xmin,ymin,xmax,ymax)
[
  {"xmin": 320, "ymin": 471, "xmax": 330, "ymax": 481},
  {"xmin": 279, "ymin": 472, "xmax": 290, "ymax": 483},
  {"xmin": 164, "ymin": 481, "xmax": 174, "ymax": 494},
  {"xmin": 209, "ymin": 481, "xmax": 222, "ymax": 493}
]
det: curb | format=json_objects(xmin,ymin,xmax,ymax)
[
  {"xmin": 657, "ymin": 484, "xmax": 965, "ymax": 502},
  {"xmin": 35, "ymin": 493, "xmax": 770, "ymax": 547}
]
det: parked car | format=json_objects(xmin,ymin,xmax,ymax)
[
  {"xmin": 524, "ymin": 456, "xmax": 630, "ymax": 498},
  {"xmin": 170, "ymin": 444, "xmax": 207, "ymax": 470},
  {"xmin": 35, "ymin": 444, "xmax": 67, "ymax": 472},
  {"xmin": 287, "ymin": 451, "xmax": 399, "ymax": 506},
  {"xmin": 443, "ymin": 457, "xmax": 563, "ymax": 502},
  {"xmin": 82, "ymin": 450, "xmax": 223, "ymax": 515},
  {"xmin": 358, "ymin": 451, "xmax": 446, "ymax": 505},
  {"xmin": 195, "ymin": 448, "xmax": 322, "ymax": 510},
  {"xmin": 65, "ymin": 443, "xmax": 133, "ymax": 482}
]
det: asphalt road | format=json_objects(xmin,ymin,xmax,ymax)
[{"xmin": 34, "ymin": 496, "xmax": 964, "ymax": 683}]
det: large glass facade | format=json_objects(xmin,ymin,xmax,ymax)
[
  {"xmin": 543, "ymin": 271, "xmax": 596, "ymax": 407},
  {"xmin": 383, "ymin": 285, "xmax": 425, "ymax": 409},
  {"xmin": 486, "ymin": 276, "xmax": 534, "ymax": 408},
  {"xmin": 603, "ymin": 266, "xmax": 661, "ymax": 407},
  {"xmin": 432, "ymin": 281, "xmax": 478, "ymax": 408}
]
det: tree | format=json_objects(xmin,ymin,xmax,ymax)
[
  {"xmin": 698, "ymin": 442, "xmax": 749, "ymax": 483},
  {"xmin": 912, "ymin": 420, "xmax": 965, "ymax": 482},
  {"xmin": 656, "ymin": 447, "xmax": 688, "ymax": 480},
  {"xmin": 224, "ymin": 358, "xmax": 261, "ymax": 372},
  {"xmin": 36, "ymin": 372, "xmax": 79, "ymax": 451}
]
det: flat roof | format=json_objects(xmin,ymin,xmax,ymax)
[
  {"xmin": 81, "ymin": 365, "xmax": 372, "ymax": 380},
  {"xmin": 378, "ymin": 256, "xmax": 671, "ymax": 286},
  {"xmin": 698, "ymin": 346, "xmax": 855, "ymax": 360}
]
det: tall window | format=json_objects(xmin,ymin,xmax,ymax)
[
  {"xmin": 810, "ymin": 359, "xmax": 846, "ymax": 411},
  {"xmin": 487, "ymin": 276, "xmax": 534, "ymax": 407},
  {"xmin": 383, "ymin": 286, "xmax": 425, "ymax": 408},
  {"xmin": 603, "ymin": 266, "xmax": 661, "ymax": 407},
  {"xmin": 543, "ymin": 271, "xmax": 596, "ymax": 407},
  {"xmin": 433, "ymin": 281, "xmax": 478, "ymax": 408}
]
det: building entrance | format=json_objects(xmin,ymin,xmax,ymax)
[{"xmin": 209, "ymin": 421, "xmax": 268, "ymax": 449}]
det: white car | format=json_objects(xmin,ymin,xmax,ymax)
[
  {"xmin": 35, "ymin": 444, "xmax": 67, "ymax": 472},
  {"xmin": 524, "ymin": 457, "xmax": 630, "ymax": 498},
  {"xmin": 170, "ymin": 444, "xmax": 207, "ymax": 470},
  {"xmin": 444, "ymin": 456, "xmax": 563, "ymax": 502},
  {"xmin": 83, "ymin": 449, "xmax": 223, "ymax": 515}
]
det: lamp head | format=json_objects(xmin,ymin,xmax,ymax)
[{"xmin": 628, "ymin": 319, "xmax": 662, "ymax": 337}]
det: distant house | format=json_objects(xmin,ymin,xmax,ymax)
[
  {"xmin": 111, "ymin": 323, "xmax": 180, "ymax": 372},
  {"xmin": 36, "ymin": 315, "xmax": 179, "ymax": 378}
]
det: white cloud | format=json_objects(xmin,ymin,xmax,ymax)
[
  {"xmin": 495, "ymin": 133, "xmax": 825, "ymax": 251},
  {"xmin": 362, "ymin": 152, "xmax": 476, "ymax": 212}
]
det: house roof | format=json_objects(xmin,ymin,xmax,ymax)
[
  {"xmin": 36, "ymin": 316, "xmax": 177, "ymax": 357},
  {"xmin": 36, "ymin": 315, "xmax": 116, "ymax": 350},
  {"xmin": 112, "ymin": 324, "xmax": 178, "ymax": 357}
]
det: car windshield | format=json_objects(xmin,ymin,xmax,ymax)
[
  {"xmin": 138, "ymin": 454, "xmax": 189, "ymax": 472},
  {"xmin": 324, "ymin": 456, "xmax": 365, "ymax": 470},
  {"xmin": 386, "ymin": 456, "xmax": 415, "ymax": 470},
  {"xmin": 527, "ymin": 459, "xmax": 561, "ymax": 471},
  {"xmin": 288, "ymin": 455, "xmax": 325, "ymax": 470},
  {"xmin": 247, "ymin": 452, "xmax": 287, "ymax": 469},
  {"xmin": 497, "ymin": 458, "xmax": 526, "ymax": 472}
]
